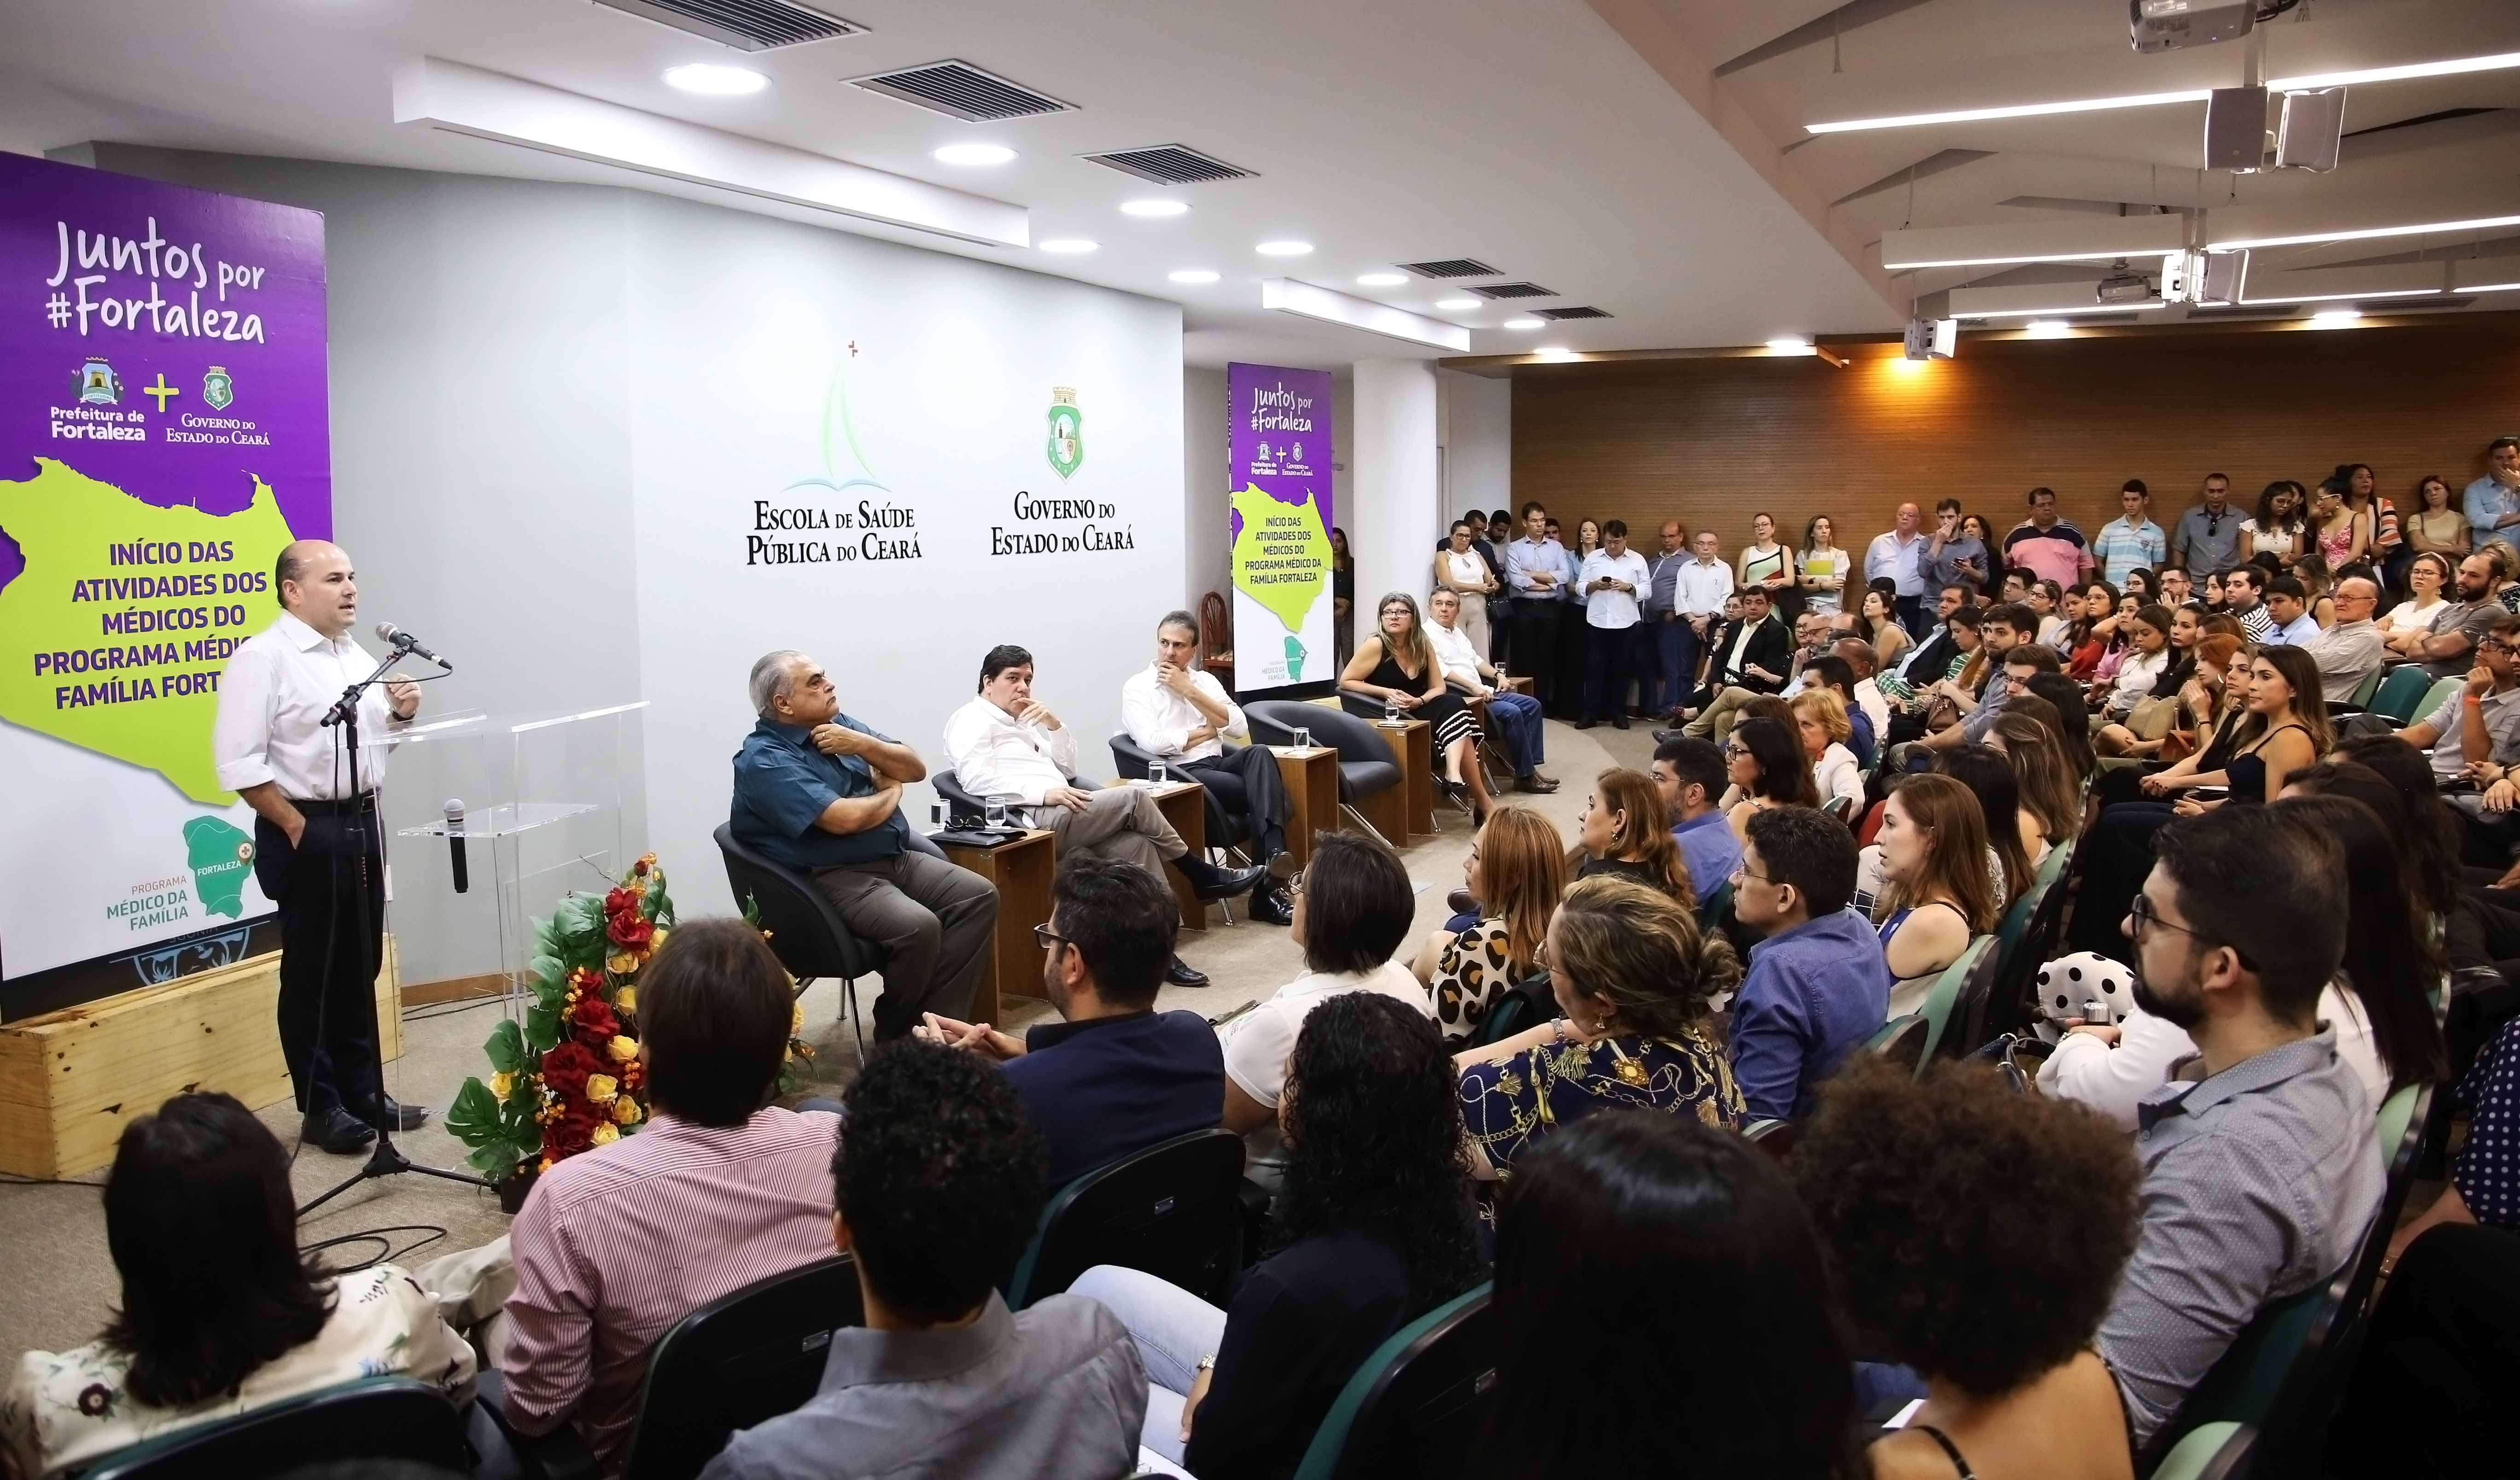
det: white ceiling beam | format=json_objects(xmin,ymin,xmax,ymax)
[
  {"xmin": 2237, "ymin": 260, "xmax": 2450, "ymax": 304},
  {"xmin": 1945, "ymin": 280, "xmax": 2160, "ymax": 318},
  {"xmin": 1883, "ymin": 215, "xmax": 2188, "ymax": 270},
  {"xmin": 1259, "ymin": 279, "xmax": 1471, "ymax": 352}
]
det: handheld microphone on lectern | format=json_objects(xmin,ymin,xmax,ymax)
[
  {"xmin": 445, "ymin": 799, "xmax": 470, "ymax": 894},
  {"xmin": 374, "ymin": 622, "xmax": 453, "ymax": 671}
]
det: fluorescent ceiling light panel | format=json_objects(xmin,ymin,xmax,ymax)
[
  {"xmin": 2453, "ymin": 261, "xmax": 2520, "ymax": 294},
  {"xmin": 393, "ymin": 59, "xmax": 1027, "ymax": 248},
  {"xmin": 932, "ymin": 143, "xmax": 1015, "ymax": 166},
  {"xmin": 2272, "ymin": 51, "xmax": 2520, "ymax": 90},
  {"xmin": 2236, "ymin": 261, "xmax": 2444, "ymax": 304},
  {"xmin": 1120, "ymin": 198, "xmax": 1188, "ymax": 217},
  {"xmin": 1501, "ymin": 317, "xmax": 1544, "ymax": 330},
  {"xmin": 1435, "ymin": 297, "xmax": 1480, "ymax": 310},
  {"xmin": 2209, "ymin": 213, "xmax": 2520, "ymax": 253},
  {"xmin": 1168, "ymin": 269, "xmax": 1219, "ymax": 284},
  {"xmin": 2024, "ymin": 320, "xmax": 2074, "ymax": 338},
  {"xmin": 2309, "ymin": 309, "xmax": 2363, "ymax": 325},
  {"xmin": 664, "ymin": 64, "xmax": 768, "ymax": 96},
  {"xmin": 1766, "ymin": 336, "xmax": 1813, "ymax": 352},
  {"xmin": 1883, "ymin": 218, "xmax": 2185, "ymax": 271},
  {"xmin": 1260, "ymin": 278, "xmax": 1470, "ymax": 351},
  {"xmin": 1355, "ymin": 272, "xmax": 1408, "ymax": 286},
  {"xmin": 1255, "ymin": 240, "xmax": 1314, "ymax": 256}
]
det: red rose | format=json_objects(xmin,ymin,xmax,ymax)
[
  {"xmin": 543, "ymin": 1103, "xmax": 601, "ymax": 1160},
  {"xmin": 540, "ymin": 1040, "xmax": 601, "ymax": 1099},
  {"xmin": 607, "ymin": 912, "xmax": 655, "ymax": 949},
  {"xmin": 604, "ymin": 886, "xmax": 640, "ymax": 919},
  {"xmin": 569, "ymin": 995, "xmax": 620, "ymax": 1044}
]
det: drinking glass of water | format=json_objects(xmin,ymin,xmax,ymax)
[
  {"xmin": 1149, "ymin": 761, "xmax": 1170, "ymax": 787},
  {"xmin": 929, "ymin": 799, "xmax": 946, "ymax": 828},
  {"xmin": 1383, "ymin": 693, "xmax": 1403, "ymax": 723},
  {"xmin": 984, "ymin": 795, "xmax": 1009, "ymax": 830},
  {"xmin": 1291, "ymin": 726, "xmax": 1313, "ymax": 750}
]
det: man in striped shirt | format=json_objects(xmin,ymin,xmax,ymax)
[{"xmin": 500, "ymin": 920, "xmax": 841, "ymax": 1471}]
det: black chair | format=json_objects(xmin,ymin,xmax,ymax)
[
  {"xmin": 80, "ymin": 1376, "xmax": 469, "ymax": 1480},
  {"xmin": 1867, "ymin": 1013, "xmax": 1929, "ymax": 1075},
  {"xmin": 1003, "ymin": 1128, "xmax": 1248, "ymax": 1308},
  {"xmin": 1110, "ymin": 731, "xmax": 1262, "ymax": 861},
  {"xmin": 716, "ymin": 821, "xmax": 928, "ymax": 1059},
  {"xmin": 1290, "ymin": 1284, "xmax": 1495, "ymax": 1480},
  {"xmin": 1246, "ymin": 700, "xmax": 1404, "ymax": 847},
  {"xmin": 1476, "ymin": 970, "xmax": 1555, "ymax": 1047}
]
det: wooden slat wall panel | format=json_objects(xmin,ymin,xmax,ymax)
[{"xmin": 1510, "ymin": 323, "xmax": 2520, "ymax": 554}]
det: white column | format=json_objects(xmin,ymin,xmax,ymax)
[{"xmin": 1350, "ymin": 359, "xmax": 1441, "ymax": 622}]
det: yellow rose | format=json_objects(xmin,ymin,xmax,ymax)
[
  {"xmin": 606, "ymin": 1034, "xmax": 640, "ymax": 1064},
  {"xmin": 646, "ymin": 926, "xmax": 668, "ymax": 952},
  {"xmin": 489, "ymin": 1070, "xmax": 515, "ymax": 1102},
  {"xmin": 607, "ymin": 950, "xmax": 639, "ymax": 975},
  {"xmin": 591, "ymin": 1122, "xmax": 619, "ymax": 1146},
  {"xmin": 791, "ymin": 1002, "xmax": 805, "ymax": 1036},
  {"xmin": 584, "ymin": 1073, "xmax": 618, "ymax": 1105},
  {"xmin": 611, "ymin": 1096, "xmax": 643, "ymax": 1126},
  {"xmin": 612, "ymin": 985, "xmax": 636, "ymax": 1017}
]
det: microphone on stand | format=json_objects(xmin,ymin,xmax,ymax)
[
  {"xmin": 445, "ymin": 799, "xmax": 470, "ymax": 894},
  {"xmin": 374, "ymin": 622, "xmax": 453, "ymax": 672}
]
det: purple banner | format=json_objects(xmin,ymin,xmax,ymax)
[{"xmin": 1225, "ymin": 362, "xmax": 1335, "ymax": 690}]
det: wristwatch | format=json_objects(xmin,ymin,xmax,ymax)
[{"xmin": 1195, "ymin": 1355, "xmax": 1218, "ymax": 1374}]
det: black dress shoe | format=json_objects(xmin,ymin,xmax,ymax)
[
  {"xmin": 303, "ymin": 1107, "xmax": 378, "ymax": 1155},
  {"xmin": 1246, "ymin": 886, "xmax": 1295, "ymax": 926},
  {"xmin": 1612, "ymin": 717, "xmax": 1631, "ymax": 730},
  {"xmin": 1165, "ymin": 956, "xmax": 1212, "ymax": 988},
  {"xmin": 353, "ymin": 1096, "xmax": 430, "ymax": 1132},
  {"xmin": 1574, "ymin": 719, "xmax": 1598, "ymax": 730},
  {"xmin": 1194, "ymin": 862, "xmax": 1268, "ymax": 903}
]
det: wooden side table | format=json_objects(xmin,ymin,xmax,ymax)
[
  {"xmin": 934, "ymin": 828, "xmax": 1056, "ymax": 1027},
  {"xmin": 1271, "ymin": 746, "xmax": 1341, "ymax": 866},
  {"xmin": 1377, "ymin": 718, "xmax": 1435, "ymax": 838},
  {"xmin": 1146, "ymin": 780, "xmax": 1209, "ymax": 932}
]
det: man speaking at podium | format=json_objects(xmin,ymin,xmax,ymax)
[{"xmin": 211, "ymin": 540, "xmax": 426, "ymax": 1155}]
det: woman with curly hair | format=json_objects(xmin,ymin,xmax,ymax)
[
  {"xmin": 1570, "ymin": 766, "xmax": 1693, "ymax": 903},
  {"xmin": 1478, "ymin": 1113, "xmax": 1863, "ymax": 1480},
  {"xmin": 1797, "ymin": 1059, "xmax": 2142, "ymax": 1480},
  {"xmin": 1077, "ymin": 991, "xmax": 1483, "ymax": 1479},
  {"xmin": 1455, "ymin": 875, "xmax": 1745, "ymax": 1178},
  {"xmin": 1412, "ymin": 806, "xmax": 1567, "ymax": 1043}
]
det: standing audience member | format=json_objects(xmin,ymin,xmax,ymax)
[
  {"xmin": 1871, "ymin": 775, "xmax": 2001, "ymax": 1019},
  {"xmin": 2169, "ymin": 473, "xmax": 2242, "ymax": 575},
  {"xmin": 2, "ymin": 1094, "xmax": 472, "ymax": 1480},
  {"xmin": 1426, "ymin": 588, "xmax": 1555, "ymax": 794},
  {"xmin": 1555, "ymin": 519, "xmax": 1604, "ymax": 716},
  {"xmin": 1457, "ymin": 876, "xmax": 1746, "ymax": 1174},
  {"xmin": 1479, "ymin": 1114, "xmax": 1861, "ymax": 1480},
  {"xmin": 504, "ymin": 920, "xmax": 845, "ymax": 1469},
  {"xmin": 2092, "ymin": 807, "xmax": 2381, "ymax": 1449},
  {"xmin": 1797, "ymin": 1061, "xmax": 2141, "ymax": 1480},
  {"xmin": 1576, "ymin": 519, "xmax": 1652, "ymax": 728},
  {"xmin": 1868, "ymin": 503, "xmax": 1931, "ymax": 637},
  {"xmin": 2240, "ymin": 480, "xmax": 2309, "ymax": 562},
  {"xmin": 1652, "ymin": 736, "xmax": 1744, "ymax": 906},
  {"xmin": 1800, "ymin": 514, "xmax": 1849, "ymax": 616},
  {"xmin": 1413, "ymin": 807, "xmax": 1566, "ymax": 1043},
  {"xmin": 1505, "ymin": 502, "xmax": 1571, "ymax": 716},
  {"xmin": 1923, "ymin": 499, "xmax": 1987, "ymax": 605},
  {"xmin": 2465, "ymin": 434, "xmax": 2520, "ymax": 560},
  {"xmin": 1638, "ymin": 519, "xmax": 1692, "ymax": 717},
  {"xmin": 2094, "ymin": 481, "xmax": 2168, "ymax": 587},
  {"xmin": 1729, "ymin": 807, "xmax": 1892, "ymax": 1120},
  {"xmin": 1738, "ymin": 512, "xmax": 1798, "ymax": 622},
  {"xmin": 1330, "ymin": 527, "xmax": 1354, "ymax": 667},
  {"xmin": 2403, "ymin": 474, "xmax": 2470, "ymax": 571},
  {"xmin": 703, "ymin": 1043, "xmax": 1144, "ymax": 1480},
  {"xmin": 1724, "ymin": 716, "xmax": 1820, "ymax": 840},
  {"xmin": 1339, "ymin": 593, "xmax": 1497, "ymax": 823},
  {"xmin": 1664, "ymin": 528, "xmax": 1736, "ymax": 720},
  {"xmin": 1571, "ymin": 767, "xmax": 1695, "ymax": 903},
  {"xmin": 1431, "ymin": 519, "xmax": 1498, "ymax": 659},
  {"xmin": 913, "ymin": 856, "xmax": 1225, "ymax": 1187},
  {"xmin": 1078, "ymin": 994, "xmax": 1485, "ymax": 1480},
  {"xmin": 2005, "ymin": 486, "xmax": 2095, "ymax": 589}
]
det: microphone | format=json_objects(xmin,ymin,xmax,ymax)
[
  {"xmin": 445, "ymin": 799, "xmax": 470, "ymax": 894},
  {"xmin": 374, "ymin": 622, "xmax": 453, "ymax": 671}
]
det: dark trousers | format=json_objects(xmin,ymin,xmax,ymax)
[
  {"xmin": 2064, "ymin": 800, "xmax": 2178, "ymax": 962},
  {"xmin": 1646, "ymin": 617, "xmax": 1697, "ymax": 716},
  {"xmin": 1180, "ymin": 746, "xmax": 1290, "ymax": 859},
  {"xmin": 1552, "ymin": 603, "xmax": 1592, "ymax": 717},
  {"xmin": 1510, "ymin": 600, "xmax": 1560, "ymax": 715},
  {"xmin": 1581, "ymin": 623, "xmax": 1645, "ymax": 720},
  {"xmin": 2325, "ymin": 1224, "xmax": 2520, "ymax": 1474},
  {"xmin": 1895, "ymin": 594, "xmax": 1927, "ymax": 640},
  {"xmin": 254, "ymin": 804, "xmax": 387, "ymax": 1118}
]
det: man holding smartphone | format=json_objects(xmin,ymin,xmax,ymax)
[{"xmin": 1923, "ymin": 498, "xmax": 1987, "ymax": 602}]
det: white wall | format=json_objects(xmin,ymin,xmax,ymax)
[
  {"xmin": 1183, "ymin": 367, "xmax": 1228, "ymax": 605},
  {"xmin": 1441, "ymin": 370, "xmax": 1512, "ymax": 527}
]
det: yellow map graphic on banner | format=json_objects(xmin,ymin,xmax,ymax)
[
  {"xmin": 1228, "ymin": 482, "xmax": 1329, "ymax": 632},
  {"xmin": 0, "ymin": 458, "xmax": 294, "ymax": 803}
]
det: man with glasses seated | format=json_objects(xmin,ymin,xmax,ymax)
[
  {"xmin": 916, "ymin": 857, "xmax": 1224, "ymax": 1187},
  {"xmin": 2301, "ymin": 576, "xmax": 2388, "ymax": 703},
  {"xmin": 2377, "ymin": 611, "xmax": 2520, "ymax": 861},
  {"xmin": 2096, "ymin": 807, "xmax": 2380, "ymax": 1448}
]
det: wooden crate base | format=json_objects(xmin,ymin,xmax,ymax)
[{"xmin": 0, "ymin": 939, "xmax": 400, "ymax": 1181}]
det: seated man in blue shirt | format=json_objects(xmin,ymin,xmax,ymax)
[
  {"xmin": 916, "ymin": 856, "xmax": 1226, "ymax": 1186},
  {"xmin": 730, "ymin": 650, "xmax": 998, "ymax": 1042},
  {"xmin": 1649, "ymin": 735, "xmax": 1740, "ymax": 906},
  {"xmin": 1727, "ymin": 807, "xmax": 1890, "ymax": 1120}
]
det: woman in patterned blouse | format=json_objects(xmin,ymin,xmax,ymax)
[
  {"xmin": 1411, "ymin": 807, "xmax": 1565, "ymax": 1043},
  {"xmin": 1453, "ymin": 874, "xmax": 1747, "ymax": 1178}
]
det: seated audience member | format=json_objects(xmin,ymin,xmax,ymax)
[
  {"xmin": 1730, "ymin": 808, "xmax": 1892, "ymax": 1120},
  {"xmin": 2302, "ymin": 575, "xmax": 2387, "ymax": 701},
  {"xmin": 2022, "ymin": 671, "xmax": 2100, "ymax": 787},
  {"xmin": 2378, "ymin": 609, "xmax": 2520, "ymax": 861},
  {"xmin": 1342, "ymin": 592, "xmax": 1498, "ymax": 822},
  {"xmin": 1989, "ymin": 701, "xmax": 2083, "ymax": 850},
  {"xmin": 2390, "ymin": 551, "xmax": 2502, "ymax": 677},
  {"xmin": 914, "ymin": 856, "xmax": 1224, "ymax": 1186},
  {"xmin": 1861, "ymin": 585, "xmax": 1913, "ymax": 671},
  {"xmin": 1219, "ymin": 833, "xmax": 1428, "ymax": 1182},
  {"xmin": 2387, "ymin": 1012, "xmax": 2520, "ymax": 1274},
  {"xmin": 1572, "ymin": 767, "xmax": 1694, "ymax": 902},
  {"xmin": 2092, "ymin": 634, "xmax": 2249, "ymax": 811},
  {"xmin": 2380, "ymin": 549, "xmax": 2454, "ymax": 636},
  {"xmin": 1076, "ymin": 993, "xmax": 1484, "ymax": 1480},
  {"xmin": 946, "ymin": 644, "xmax": 1261, "ymax": 988},
  {"xmin": 2097, "ymin": 605, "xmax": 2174, "ymax": 720},
  {"xmin": 1678, "ymin": 586, "xmax": 1793, "ymax": 737},
  {"xmin": 1724, "ymin": 716, "xmax": 1819, "ymax": 842},
  {"xmin": 1457, "ymin": 877, "xmax": 1744, "ymax": 1175},
  {"xmin": 1791, "ymin": 687, "xmax": 1865, "ymax": 815},
  {"xmin": 1796, "ymin": 1061, "xmax": 2141, "ymax": 1480},
  {"xmin": 1807, "ymin": 649, "xmax": 1880, "ymax": 766},
  {"xmin": 1413, "ymin": 807, "xmax": 1565, "ymax": 1042},
  {"xmin": 1651, "ymin": 736, "xmax": 1743, "ymax": 905},
  {"xmin": 1122, "ymin": 610, "xmax": 1299, "ymax": 921},
  {"xmin": 2258, "ymin": 575, "xmax": 2320, "ymax": 646},
  {"xmin": 2092, "ymin": 807, "xmax": 2381, "ymax": 1448},
  {"xmin": 1426, "ymin": 586, "xmax": 1556, "ymax": 793},
  {"xmin": 1910, "ymin": 603, "xmax": 2043, "ymax": 760},
  {"xmin": 1871, "ymin": 775, "xmax": 2001, "ymax": 1020},
  {"xmin": 2329, "ymin": 1220, "xmax": 2520, "ymax": 1474},
  {"xmin": 702, "ymin": 1044, "xmax": 1143, "ymax": 1480},
  {"xmin": 1930, "ymin": 742, "xmax": 2035, "ymax": 908},
  {"xmin": 731, "ymin": 649, "xmax": 998, "ymax": 1039},
  {"xmin": 1479, "ymin": 1114, "xmax": 1859, "ymax": 1479},
  {"xmin": 0, "ymin": 1094, "xmax": 472, "ymax": 1480},
  {"xmin": 505, "ymin": 920, "xmax": 842, "ymax": 1467}
]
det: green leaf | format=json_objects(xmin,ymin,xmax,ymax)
[
  {"xmin": 527, "ymin": 1000, "xmax": 561, "ymax": 1052},
  {"xmin": 554, "ymin": 892, "xmax": 604, "ymax": 939},
  {"xmin": 483, "ymin": 1018, "xmax": 529, "ymax": 1074},
  {"xmin": 740, "ymin": 892, "xmax": 761, "ymax": 927},
  {"xmin": 467, "ymin": 1143, "xmax": 523, "ymax": 1177},
  {"xmin": 528, "ymin": 953, "xmax": 565, "ymax": 988},
  {"xmin": 443, "ymin": 1078, "xmax": 505, "ymax": 1148},
  {"xmin": 646, "ymin": 886, "xmax": 674, "ymax": 925}
]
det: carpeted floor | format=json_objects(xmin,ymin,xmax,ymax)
[{"xmin": 0, "ymin": 719, "xmax": 1656, "ymax": 1358}]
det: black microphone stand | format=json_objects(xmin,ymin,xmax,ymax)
[{"xmin": 300, "ymin": 640, "xmax": 490, "ymax": 1217}]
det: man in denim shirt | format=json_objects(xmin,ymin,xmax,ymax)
[{"xmin": 1727, "ymin": 808, "xmax": 1890, "ymax": 1120}]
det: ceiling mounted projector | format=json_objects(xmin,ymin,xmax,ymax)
[
  {"xmin": 2130, "ymin": 0, "xmax": 2256, "ymax": 53},
  {"xmin": 2096, "ymin": 262, "xmax": 2158, "ymax": 304}
]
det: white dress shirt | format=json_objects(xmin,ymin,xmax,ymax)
[
  {"xmin": 1120, "ymin": 665, "xmax": 1247, "ymax": 762},
  {"xmin": 1851, "ymin": 677, "xmax": 1892, "ymax": 738},
  {"xmin": 1579, "ymin": 549, "xmax": 1651, "ymax": 628},
  {"xmin": 211, "ymin": 611, "xmax": 409, "ymax": 799},
  {"xmin": 1672, "ymin": 557, "xmax": 1735, "ymax": 617},
  {"xmin": 942, "ymin": 695, "xmax": 1078, "ymax": 806},
  {"xmin": 1427, "ymin": 620, "xmax": 1487, "ymax": 690}
]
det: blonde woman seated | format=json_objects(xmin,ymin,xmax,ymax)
[
  {"xmin": 1791, "ymin": 687, "xmax": 1865, "ymax": 816},
  {"xmin": 1870, "ymin": 775, "xmax": 2001, "ymax": 1021},
  {"xmin": 1455, "ymin": 876, "xmax": 1746, "ymax": 1178},
  {"xmin": 1412, "ymin": 807, "xmax": 1565, "ymax": 1043},
  {"xmin": 1569, "ymin": 767, "xmax": 1694, "ymax": 903}
]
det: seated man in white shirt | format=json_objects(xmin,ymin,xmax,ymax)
[
  {"xmin": 1120, "ymin": 611, "xmax": 1298, "ymax": 923},
  {"xmin": 945, "ymin": 645, "xmax": 1263, "ymax": 987},
  {"xmin": 1426, "ymin": 588, "xmax": 1556, "ymax": 794}
]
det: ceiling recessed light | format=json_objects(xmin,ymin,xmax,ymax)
[
  {"xmin": 1534, "ymin": 347, "xmax": 1580, "ymax": 361},
  {"xmin": 2310, "ymin": 307, "xmax": 2364, "ymax": 326},
  {"xmin": 1039, "ymin": 239, "xmax": 1098, "ymax": 254},
  {"xmin": 1355, "ymin": 272, "xmax": 1407, "ymax": 286},
  {"xmin": 1765, "ymin": 336, "xmax": 1814, "ymax": 354},
  {"xmin": 932, "ymin": 143, "xmax": 1017, "ymax": 167},
  {"xmin": 1255, "ymin": 240, "xmax": 1314, "ymax": 256},
  {"xmin": 2024, "ymin": 320, "xmax": 2074, "ymax": 338},
  {"xmin": 1121, "ymin": 198, "xmax": 1189, "ymax": 217},
  {"xmin": 664, "ymin": 64, "xmax": 769, "ymax": 97},
  {"xmin": 1168, "ymin": 269, "xmax": 1220, "ymax": 284},
  {"xmin": 1435, "ymin": 297, "xmax": 1480, "ymax": 311},
  {"xmin": 1502, "ymin": 317, "xmax": 1544, "ymax": 331}
]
